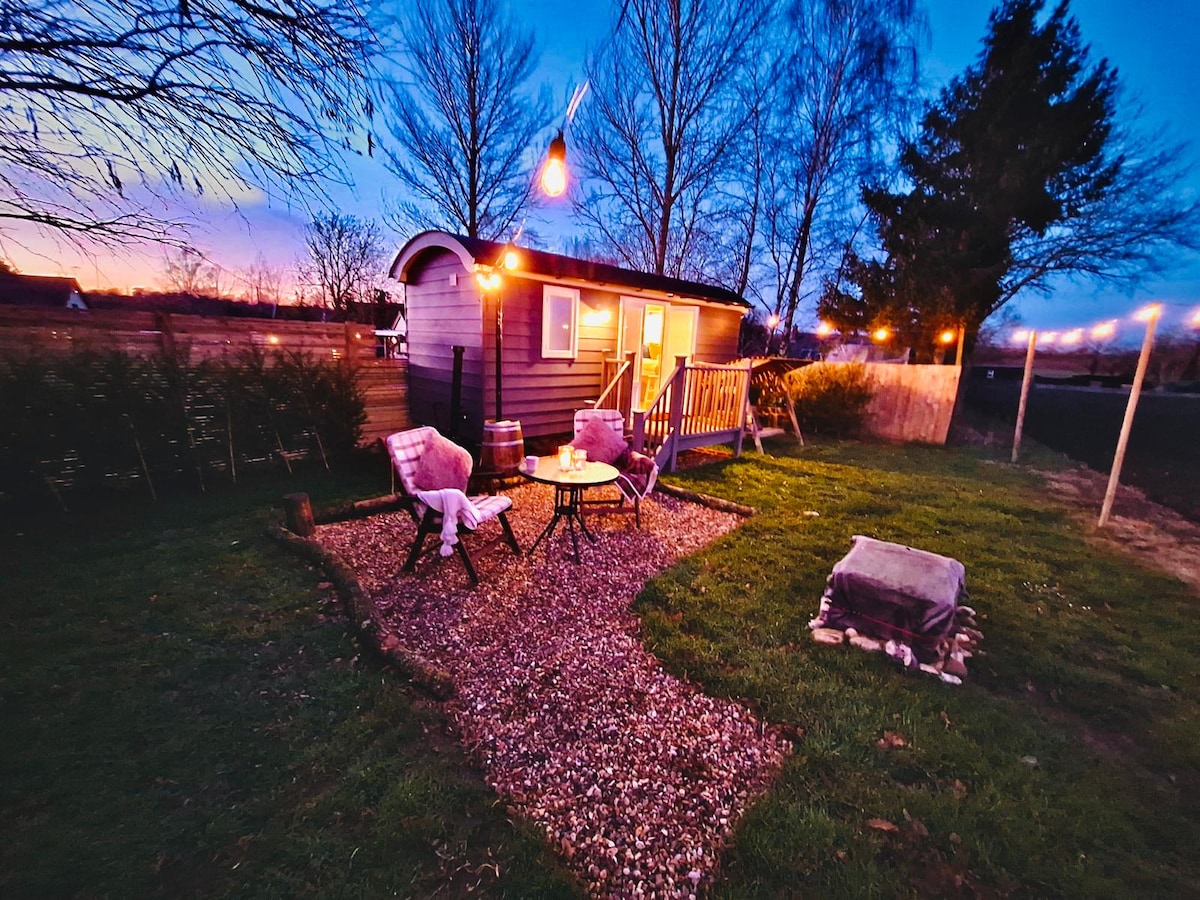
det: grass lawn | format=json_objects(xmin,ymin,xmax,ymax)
[
  {"xmin": 2, "ymin": 440, "xmax": 1197, "ymax": 897},
  {"xmin": 0, "ymin": 460, "xmax": 579, "ymax": 899},
  {"xmin": 643, "ymin": 438, "xmax": 1200, "ymax": 897}
]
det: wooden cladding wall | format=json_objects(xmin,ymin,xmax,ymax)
[
  {"xmin": 486, "ymin": 279, "xmax": 620, "ymax": 439},
  {"xmin": 404, "ymin": 252, "xmax": 484, "ymax": 438},
  {"xmin": 861, "ymin": 363, "xmax": 960, "ymax": 444},
  {"xmin": 0, "ymin": 306, "xmax": 409, "ymax": 445}
]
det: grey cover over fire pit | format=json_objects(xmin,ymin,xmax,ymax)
[{"xmin": 815, "ymin": 535, "xmax": 965, "ymax": 661}]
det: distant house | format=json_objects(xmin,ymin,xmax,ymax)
[
  {"xmin": 0, "ymin": 273, "xmax": 89, "ymax": 310},
  {"xmin": 389, "ymin": 230, "xmax": 750, "ymax": 443}
]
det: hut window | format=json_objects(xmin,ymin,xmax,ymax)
[{"xmin": 541, "ymin": 286, "xmax": 579, "ymax": 359}]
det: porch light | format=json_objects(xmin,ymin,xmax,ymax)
[
  {"xmin": 503, "ymin": 246, "xmax": 521, "ymax": 270},
  {"xmin": 581, "ymin": 308, "xmax": 611, "ymax": 326},
  {"xmin": 476, "ymin": 271, "xmax": 502, "ymax": 291},
  {"xmin": 540, "ymin": 131, "xmax": 568, "ymax": 197},
  {"xmin": 872, "ymin": 327, "xmax": 889, "ymax": 342},
  {"xmin": 938, "ymin": 329, "xmax": 956, "ymax": 345}
]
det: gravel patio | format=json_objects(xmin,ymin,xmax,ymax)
[{"xmin": 316, "ymin": 480, "xmax": 793, "ymax": 899}]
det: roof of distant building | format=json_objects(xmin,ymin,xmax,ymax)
[{"xmin": 0, "ymin": 273, "xmax": 88, "ymax": 309}]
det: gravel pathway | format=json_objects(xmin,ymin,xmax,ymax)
[{"xmin": 317, "ymin": 482, "xmax": 792, "ymax": 899}]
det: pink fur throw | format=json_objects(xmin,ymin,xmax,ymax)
[
  {"xmin": 413, "ymin": 432, "xmax": 472, "ymax": 493},
  {"xmin": 572, "ymin": 415, "xmax": 629, "ymax": 465}
]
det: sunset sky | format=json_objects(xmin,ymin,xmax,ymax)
[{"xmin": 5, "ymin": 0, "xmax": 1199, "ymax": 335}]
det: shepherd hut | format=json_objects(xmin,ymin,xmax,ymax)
[{"xmin": 388, "ymin": 231, "xmax": 751, "ymax": 455}]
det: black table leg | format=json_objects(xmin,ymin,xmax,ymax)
[{"xmin": 528, "ymin": 485, "xmax": 596, "ymax": 563}]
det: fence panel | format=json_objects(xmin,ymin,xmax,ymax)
[
  {"xmin": 861, "ymin": 363, "xmax": 960, "ymax": 444},
  {"xmin": 0, "ymin": 307, "xmax": 408, "ymax": 446}
]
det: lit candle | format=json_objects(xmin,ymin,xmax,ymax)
[{"xmin": 558, "ymin": 444, "xmax": 574, "ymax": 471}]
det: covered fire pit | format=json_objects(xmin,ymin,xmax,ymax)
[{"xmin": 809, "ymin": 535, "xmax": 983, "ymax": 682}]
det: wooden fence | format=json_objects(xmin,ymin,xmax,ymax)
[
  {"xmin": 0, "ymin": 306, "xmax": 409, "ymax": 444},
  {"xmin": 860, "ymin": 363, "xmax": 960, "ymax": 444}
]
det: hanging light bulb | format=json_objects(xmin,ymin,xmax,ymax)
[{"xmin": 540, "ymin": 131, "xmax": 568, "ymax": 197}]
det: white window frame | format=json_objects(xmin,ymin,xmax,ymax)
[{"xmin": 541, "ymin": 285, "xmax": 579, "ymax": 359}]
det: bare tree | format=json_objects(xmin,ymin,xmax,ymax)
[
  {"xmin": 573, "ymin": 0, "xmax": 771, "ymax": 279},
  {"xmin": 161, "ymin": 247, "xmax": 218, "ymax": 297},
  {"xmin": 300, "ymin": 214, "xmax": 385, "ymax": 320},
  {"xmin": 380, "ymin": 0, "xmax": 550, "ymax": 240},
  {"xmin": 0, "ymin": 0, "xmax": 377, "ymax": 247},
  {"xmin": 760, "ymin": 0, "xmax": 925, "ymax": 338},
  {"xmin": 239, "ymin": 253, "xmax": 286, "ymax": 308}
]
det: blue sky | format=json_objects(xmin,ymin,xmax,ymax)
[{"xmin": 8, "ymin": 0, "xmax": 1199, "ymax": 337}]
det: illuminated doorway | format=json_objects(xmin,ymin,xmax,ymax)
[{"xmin": 620, "ymin": 298, "xmax": 698, "ymax": 410}]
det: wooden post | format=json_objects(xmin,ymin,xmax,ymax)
[
  {"xmin": 784, "ymin": 392, "xmax": 805, "ymax": 447},
  {"xmin": 666, "ymin": 355, "xmax": 689, "ymax": 471},
  {"xmin": 450, "ymin": 345, "xmax": 465, "ymax": 439},
  {"xmin": 1011, "ymin": 330, "xmax": 1037, "ymax": 463},
  {"xmin": 1099, "ymin": 309, "xmax": 1159, "ymax": 527},
  {"xmin": 284, "ymin": 492, "xmax": 316, "ymax": 536},
  {"xmin": 733, "ymin": 359, "xmax": 752, "ymax": 457},
  {"xmin": 955, "ymin": 325, "xmax": 965, "ymax": 368},
  {"xmin": 494, "ymin": 291, "xmax": 504, "ymax": 421}
]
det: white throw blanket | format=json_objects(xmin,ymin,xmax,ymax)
[{"xmin": 416, "ymin": 488, "xmax": 483, "ymax": 556}]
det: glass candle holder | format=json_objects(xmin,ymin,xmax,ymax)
[
  {"xmin": 572, "ymin": 448, "xmax": 588, "ymax": 471},
  {"xmin": 558, "ymin": 444, "xmax": 574, "ymax": 471}
]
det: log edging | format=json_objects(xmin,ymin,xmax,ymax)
[
  {"xmin": 653, "ymin": 482, "xmax": 757, "ymax": 517},
  {"xmin": 266, "ymin": 522, "xmax": 455, "ymax": 699}
]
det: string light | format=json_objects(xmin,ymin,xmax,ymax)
[
  {"xmin": 872, "ymin": 327, "xmax": 890, "ymax": 342},
  {"xmin": 815, "ymin": 321, "xmax": 834, "ymax": 337},
  {"xmin": 1008, "ymin": 302, "xmax": 1198, "ymax": 344},
  {"xmin": 938, "ymin": 329, "xmax": 956, "ymax": 344}
]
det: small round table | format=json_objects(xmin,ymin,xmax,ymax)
[{"xmin": 521, "ymin": 456, "xmax": 620, "ymax": 563}]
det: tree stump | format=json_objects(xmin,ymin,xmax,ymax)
[{"xmin": 283, "ymin": 492, "xmax": 316, "ymax": 537}]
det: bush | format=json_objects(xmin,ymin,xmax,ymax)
[
  {"xmin": 783, "ymin": 362, "xmax": 873, "ymax": 438},
  {"xmin": 0, "ymin": 348, "xmax": 367, "ymax": 506}
]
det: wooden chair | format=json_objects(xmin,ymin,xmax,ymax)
[
  {"xmin": 572, "ymin": 409, "xmax": 659, "ymax": 527},
  {"xmin": 384, "ymin": 427, "xmax": 520, "ymax": 584}
]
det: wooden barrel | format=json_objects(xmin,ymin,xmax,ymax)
[{"xmin": 480, "ymin": 419, "xmax": 524, "ymax": 474}]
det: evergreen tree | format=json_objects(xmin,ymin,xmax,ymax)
[{"xmin": 822, "ymin": 0, "xmax": 1198, "ymax": 360}]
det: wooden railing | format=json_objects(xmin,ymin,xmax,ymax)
[
  {"xmin": 595, "ymin": 351, "xmax": 635, "ymax": 420},
  {"xmin": 631, "ymin": 356, "xmax": 752, "ymax": 471}
]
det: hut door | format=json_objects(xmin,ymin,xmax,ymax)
[{"xmin": 620, "ymin": 298, "xmax": 698, "ymax": 411}]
